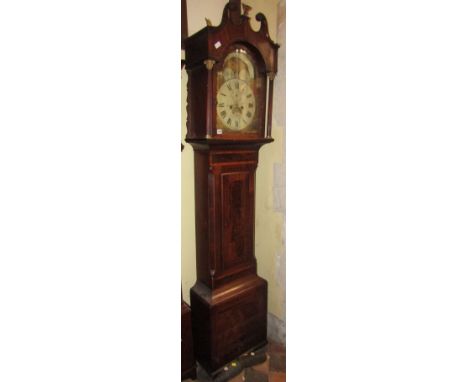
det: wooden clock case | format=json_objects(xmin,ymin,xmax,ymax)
[{"xmin": 184, "ymin": 0, "xmax": 278, "ymax": 375}]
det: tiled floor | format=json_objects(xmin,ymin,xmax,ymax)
[{"xmin": 184, "ymin": 341, "xmax": 286, "ymax": 382}]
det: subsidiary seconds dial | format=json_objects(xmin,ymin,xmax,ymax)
[{"xmin": 216, "ymin": 78, "xmax": 256, "ymax": 131}]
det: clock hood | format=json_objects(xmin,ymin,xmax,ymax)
[{"xmin": 184, "ymin": 0, "xmax": 279, "ymax": 74}]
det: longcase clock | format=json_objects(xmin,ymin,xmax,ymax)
[{"xmin": 184, "ymin": 0, "xmax": 278, "ymax": 375}]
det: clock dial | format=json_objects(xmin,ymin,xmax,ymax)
[
  {"xmin": 215, "ymin": 47, "xmax": 265, "ymax": 135},
  {"xmin": 216, "ymin": 79, "xmax": 256, "ymax": 131}
]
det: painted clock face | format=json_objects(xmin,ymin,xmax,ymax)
[
  {"xmin": 215, "ymin": 48, "xmax": 264, "ymax": 134},
  {"xmin": 216, "ymin": 78, "xmax": 256, "ymax": 131}
]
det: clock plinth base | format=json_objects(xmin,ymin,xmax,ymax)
[{"xmin": 190, "ymin": 275, "xmax": 268, "ymax": 375}]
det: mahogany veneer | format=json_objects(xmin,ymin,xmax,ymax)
[
  {"xmin": 191, "ymin": 275, "xmax": 267, "ymax": 373},
  {"xmin": 184, "ymin": 0, "xmax": 278, "ymax": 376},
  {"xmin": 187, "ymin": 141, "xmax": 271, "ymax": 374}
]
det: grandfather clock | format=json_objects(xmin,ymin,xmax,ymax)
[{"xmin": 184, "ymin": 0, "xmax": 278, "ymax": 375}]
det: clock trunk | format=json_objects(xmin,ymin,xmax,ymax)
[{"xmin": 189, "ymin": 143, "xmax": 269, "ymax": 373}]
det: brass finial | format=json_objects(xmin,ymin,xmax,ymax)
[{"xmin": 204, "ymin": 59, "xmax": 216, "ymax": 71}]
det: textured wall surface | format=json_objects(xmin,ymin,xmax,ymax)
[{"xmin": 255, "ymin": 0, "xmax": 286, "ymax": 334}]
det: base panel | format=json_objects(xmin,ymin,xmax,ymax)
[{"xmin": 190, "ymin": 275, "xmax": 268, "ymax": 374}]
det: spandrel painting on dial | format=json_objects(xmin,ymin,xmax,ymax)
[{"xmin": 181, "ymin": 1, "xmax": 286, "ymax": 381}]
